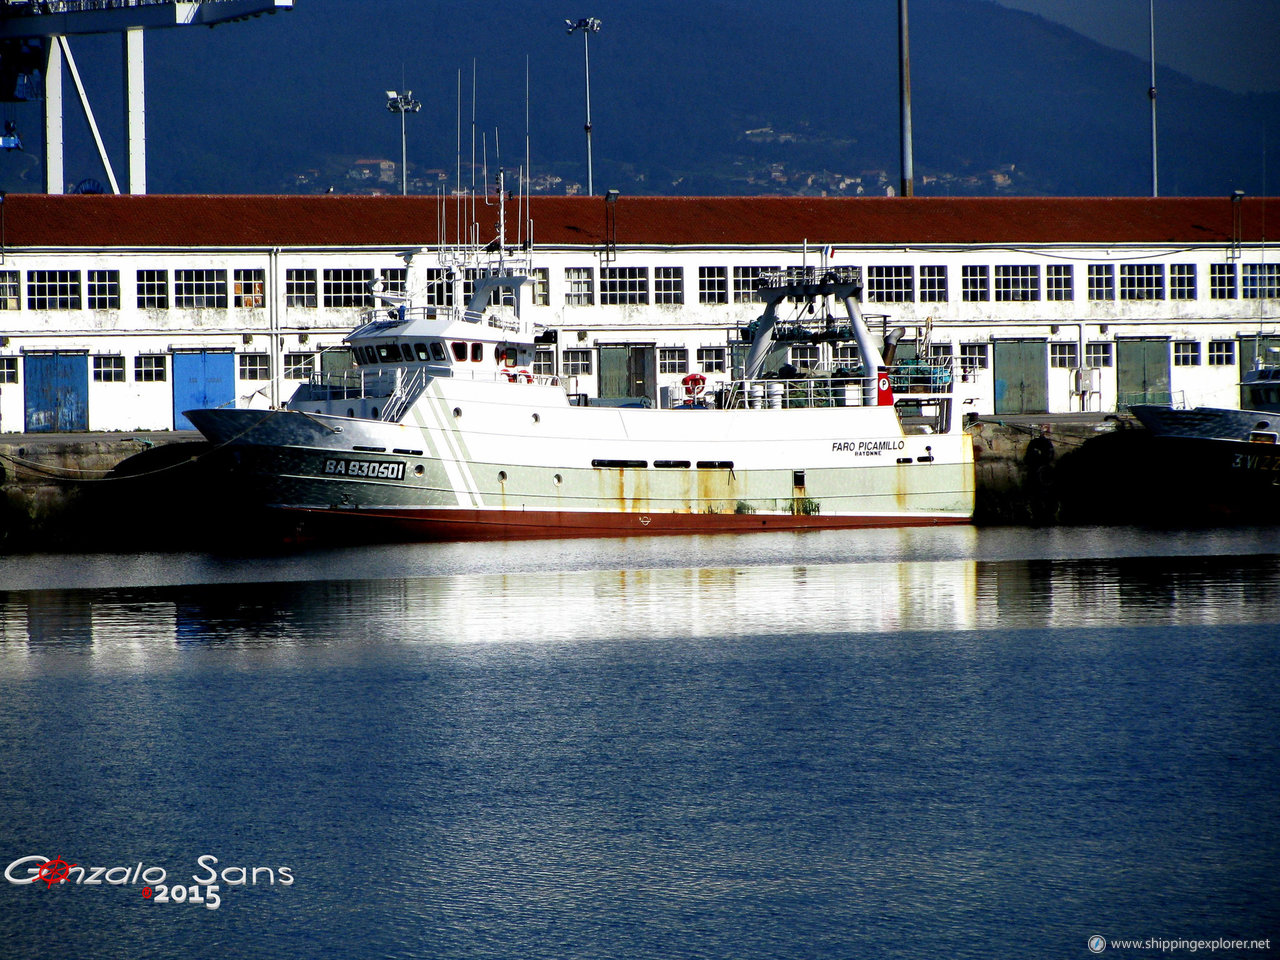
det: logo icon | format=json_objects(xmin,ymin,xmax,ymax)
[
  {"xmin": 1087, "ymin": 934, "xmax": 1106, "ymax": 954},
  {"xmin": 35, "ymin": 857, "xmax": 76, "ymax": 889}
]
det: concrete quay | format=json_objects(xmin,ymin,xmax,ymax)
[{"xmin": 0, "ymin": 416, "xmax": 1140, "ymax": 552}]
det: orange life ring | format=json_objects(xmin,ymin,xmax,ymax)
[{"xmin": 682, "ymin": 372, "xmax": 707, "ymax": 398}]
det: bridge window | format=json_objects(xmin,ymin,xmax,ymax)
[{"xmin": 451, "ymin": 342, "xmax": 468, "ymax": 361}]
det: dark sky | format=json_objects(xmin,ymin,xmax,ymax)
[{"xmin": 992, "ymin": 0, "xmax": 1280, "ymax": 93}]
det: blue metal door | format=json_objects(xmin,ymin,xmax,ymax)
[
  {"xmin": 173, "ymin": 351, "xmax": 234, "ymax": 430},
  {"xmin": 23, "ymin": 352, "xmax": 88, "ymax": 432}
]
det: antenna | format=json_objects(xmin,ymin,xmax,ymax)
[{"xmin": 455, "ymin": 68, "xmax": 462, "ymax": 249}]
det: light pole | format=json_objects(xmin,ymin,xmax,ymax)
[
  {"xmin": 565, "ymin": 17, "xmax": 601, "ymax": 196},
  {"xmin": 385, "ymin": 89, "xmax": 421, "ymax": 195},
  {"xmin": 1148, "ymin": 0, "xmax": 1158, "ymax": 198}
]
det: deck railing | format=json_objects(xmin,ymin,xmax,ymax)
[{"xmin": 718, "ymin": 360, "xmax": 956, "ymax": 410}]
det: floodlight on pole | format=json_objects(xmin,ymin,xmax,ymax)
[
  {"xmin": 386, "ymin": 89, "xmax": 421, "ymax": 196},
  {"xmin": 565, "ymin": 17, "xmax": 601, "ymax": 196}
]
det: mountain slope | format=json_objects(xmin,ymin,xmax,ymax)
[{"xmin": 3, "ymin": 0, "xmax": 1275, "ymax": 197}]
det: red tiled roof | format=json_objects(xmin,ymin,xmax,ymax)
[{"xmin": 1, "ymin": 193, "xmax": 1271, "ymax": 249}]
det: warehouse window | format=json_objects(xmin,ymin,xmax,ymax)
[
  {"xmin": 87, "ymin": 270, "xmax": 120, "ymax": 310},
  {"xmin": 601, "ymin": 267, "xmax": 649, "ymax": 305},
  {"xmin": 697, "ymin": 347, "xmax": 726, "ymax": 373},
  {"xmin": 420, "ymin": 268, "xmax": 453, "ymax": 307},
  {"xmin": 27, "ymin": 270, "xmax": 81, "ymax": 310},
  {"xmin": 658, "ymin": 347, "xmax": 687, "ymax": 374},
  {"xmin": 1173, "ymin": 341, "xmax": 1201, "ymax": 366},
  {"xmin": 1046, "ymin": 264, "xmax": 1073, "ymax": 301},
  {"xmin": 234, "ymin": 268, "xmax": 266, "ymax": 308},
  {"xmin": 565, "ymin": 267, "xmax": 594, "ymax": 306},
  {"xmin": 562, "ymin": 349, "xmax": 592, "ymax": 375},
  {"xmin": 1088, "ymin": 265, "xmax": 1115, "ymax": 301},
  {"xmin": 1210, "ymin": 264, "xmax": 1236, "ymax": 300},
  {"xmin": 866, "ymin": 266, "xmax": 914, "ymax": 303},
  {"xmin": 654, "ymin": 267, "xmax": 683, "ymax": 305},
  {"xmin": 995, "ymin": 265, "xmax": 1039, "ymax": 302},
  {"xmin": 285, "ymin": 269, "xmax": 317, "ymax": 308},
  {"xmin": 1050, "ymin": 343, "xmax": 1078, "ymax": 368},
  {"xmin": 323, "ymin": 268, "xmax": 374, "ymax": 308},
  {"xmin": 284, "ymin": 352, "xmax": 314, "ymax": 380},
  {"xmin": 93, "ymin": 355, "xmax": 125, "ymax": 382},
  {"xmin": 175, "ymin": 269, "xmax": 227, "ymax": 309},
  {"xmin": 134, "ymin": 354, "xmax": 167, "ymax": 382},
  {"xmin": 959, "ymin": 343, "xmax": 989, "ymax": 372},
  {"xmin": 961, "ymin": 266, "xmax": 989, "ymax": 302},
  {"xmin": 1085, "ymin": 342, "xmax": 1113, "ymax": 368},
  {"xmin": 919, "ymin": 265, "xmax": 947, "ymax": 303},
  {"xmin": 1169, "ymin": 264, "xmax": 1196, "ymax": 300},
  {"xmin": 699, "ymin": 267, "xmax": 728, "ymax": 304},
  {"xmin": 1208, "ymin": 341, "xmax": 1235, "ymax": 366},
  {"xmin": 734, "ymin": 266, "xmax": 778, "ymax": 303},
  {"xmin": 239, "ymin": 354, "xmax": 270, "ymax": 380},
  {"xmin": 137, "ymin": 269, "xmax": 168, "ymax": 309},
  {"xmin": 0, "ymin": 270, "xmax": 18, "ymax": 310},
  {"xmin": 530, "ymin": 268, "xmax": 550, "ymax": 306},
  {"xmin": 1120, "ymin": 264, "xmax": 1164, "ymax": 300},
  {"xmin": 1243, "ymin": 264, "xmax": 1280, "ymax": 299}
]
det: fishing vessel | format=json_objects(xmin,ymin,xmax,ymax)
[
  {"xmin": 1127, "ymin": 348, "xmax": 1280, "ymax": 521},
  {"xmin": 185, "ymin": 239, "xmax": 976, "ymax": 542}
]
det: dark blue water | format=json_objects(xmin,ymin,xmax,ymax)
[{"xmin": 1, "ymin": 528, "xmax": 1278, "ymax": 959}]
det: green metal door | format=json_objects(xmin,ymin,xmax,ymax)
[
  {"xmin": 598, "ymin": 344, "xmax": 656, "ymax": 405},
  {"xmin": 1116, "ymin": 338, "xmax": 1171, "ymax": 409},
  {"xmin": 1238, "ymin": 336, "xmax": 1280, "ymax": 406},
  {"xmin": 992, "ymin": 339, "xmax": 1048, "ymax": 414}
]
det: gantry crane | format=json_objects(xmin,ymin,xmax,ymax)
[{"xmin": 0, "ymin": 0, "xmax": 292, "ymax": 193}]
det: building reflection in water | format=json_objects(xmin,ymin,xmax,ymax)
[{"xmin": 2, "ymin": 551, "xmax": 1279, "ymax": 677}]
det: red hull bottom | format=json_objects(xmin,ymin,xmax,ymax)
[{"xmin": 274, "ymin": 506, "xmax": 970, "ymax": 543}]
